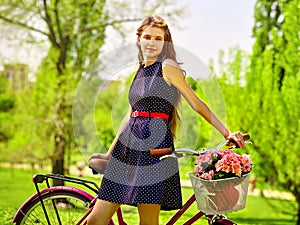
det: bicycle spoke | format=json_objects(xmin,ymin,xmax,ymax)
[{"xmin": 16, "ymin": 191, "xmax": 92, "ymax": 225}]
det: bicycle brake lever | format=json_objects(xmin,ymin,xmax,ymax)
[
  {"xmin": 216, "ymin": 140, "xmax": 253, "ymax": 150},
  {"xmin": 159, "ymin": 152, "xmax": 183, "ymax": 160},
  {"xmin": 214, "ymin": 140, "xmax": 229, "ymax": 150}
]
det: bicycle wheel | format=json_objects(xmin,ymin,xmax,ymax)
[{"xmin": 15, "ymin": 188, "xmax": 94, "ymax": 225}]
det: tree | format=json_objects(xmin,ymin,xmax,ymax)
[
  {"xmin": 212, "ymin": 47, "xmax": 251, "ymax": 134},
  {"xmin": 0, "ymin": 0, "xmax": 185, "ymax": 185},
  {"xmin": 245, "ymin": 0, "xmax": 300, "ymax": 223},
  {"xmin": 0, "ymin": 72, "xmax": 14, "ymax": 145}
]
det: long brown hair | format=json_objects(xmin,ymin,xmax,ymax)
[{"xmin": 136, "ymin": 15, "xmax": 182, "ymax": 139}]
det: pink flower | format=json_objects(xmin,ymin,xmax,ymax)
[
  {"xmin": 194, "ymin": 149, "xmax": 252, "ymax": 180},
  {"xmin": 196, "ymin": 150, "xmax": 217, "ymax": 165},
  {"xmin": 194, "ymin": 165, "xmax": 202, "ymax": 173},
  {"xmin": 199, "ymin": 170, "xmax": 215, "ymax": 180},
  {"xmin": 243, "ymin": 163, "xmax": 252, "ymax": 173},
  {"xmin": 215, "ymin": 159, "xmax": 231, "ymax": 173},
  {"xmin": 240, "ymin": 154, "xmax": 252, "ymax": 173},
  {"xmin": 196, "ymin": 155, "xmax": 206, "ymax": 165},
  {"xmin": 231, "ymin": 162, "xmax": 242, "ymax": 176},
  {"xmin": 218, "ymin": 150, "xmax": 234, "ymax": 157}
]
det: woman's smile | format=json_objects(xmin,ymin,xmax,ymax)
[{"xmin": 146, "ymin": 47, "xmax": 156, "ymax": 52}]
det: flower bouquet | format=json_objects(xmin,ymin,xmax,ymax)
[{"xmin": 189, "ymin": 149, "xmax": 252, "ymax": 214}]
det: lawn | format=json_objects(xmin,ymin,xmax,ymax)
[{"xmin": 0, "ymin": 166, "xmax": 297, "ymax": 225}]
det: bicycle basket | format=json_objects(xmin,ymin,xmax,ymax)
[{"xmin": 189, "ymin": 172, "xmax": 250, "ymax": 214}]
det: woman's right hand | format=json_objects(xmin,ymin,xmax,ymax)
[
  {"xmin": 88, "ymin": 153, "xmax": 110, "ymax": 174},
  {"xmin": 88, "ymin": 153, "xmax": 110, "ymax": 161}
]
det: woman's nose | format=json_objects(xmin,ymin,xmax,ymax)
[{"xmin": 149, "ymin": 38, "xmax": 156, "ymax": 45}]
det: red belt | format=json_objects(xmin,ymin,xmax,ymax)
[{"xmin": 131, "ymin": 111, "xmax": 169, "ymax": 120}]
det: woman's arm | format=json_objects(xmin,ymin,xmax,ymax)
[
  {"xmin": 89, "ymin": 106, "xmax": 132, "ymax": 161},
  {"xmin": 107, "ymin": 106, "xmax": 132, "ymax": 155},
  {"xmin": 162, "ymin": 59, "xmax": 244, "ymax": 147}
]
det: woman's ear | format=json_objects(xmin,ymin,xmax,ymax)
[{"xmin": 137, "ymin": 36, "xmax": 141, "ymax": 45}]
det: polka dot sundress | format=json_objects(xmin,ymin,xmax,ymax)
[{"xmin": 98, "ymin": 61, "xmax": 183, "ymax": 210}]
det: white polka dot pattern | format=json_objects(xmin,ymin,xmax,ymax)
[{"xmin": 98, "ymin": 61, "xmax": 182, "ymax": 210}]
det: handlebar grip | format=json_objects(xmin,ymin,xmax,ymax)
[
  {"xmin": 150, "ymin": 148, "xmax": 172, "ymax": 157},
  {"xmin": 227, "ymin": 133, "xmax": 250, "ymax": 148},
  {"xmin": 243, "ymin": 134, "xmax": 250, "ymax": 140}
]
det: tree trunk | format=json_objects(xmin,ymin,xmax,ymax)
[
  {"xmin": 51, "ymin": 42, "xmax": 69, "ymax": 187},
  {"xmin": 296, "ymin": 195, "xmax": 300, "ymax": 225},
  {"xmin": 51, "ymin": 91, "xmax": 67, "ymax": 187},
  {"xmin": 52, "ymin": 132, "xmax": 66, "ymax": 186}
]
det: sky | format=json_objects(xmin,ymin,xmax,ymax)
[
  {"xmin": 101, "ymin": 0, "xmax": 257, "ymax": 80},
  {"xmin": 0, "ymin": 0, "xmax": 256, "ymax": 74},
  {"xmin": 173, "ymin": 0, "xmax": 256, "ymax": 64}
]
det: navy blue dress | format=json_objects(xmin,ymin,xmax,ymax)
[{"xmin": 98, "ymin": 61, "xmax": 182, "ymax": 210}]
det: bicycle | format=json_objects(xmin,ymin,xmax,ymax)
[{"xmin": 12, "ymin": 136, "xmax": 251, "ymax": 225}]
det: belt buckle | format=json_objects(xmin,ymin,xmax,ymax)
[{"xmin": 132, "ymin": 111, "xmax": 138, "ymax": 117}]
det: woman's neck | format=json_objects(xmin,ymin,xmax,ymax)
[{"xmin": 144, "ymin": 59, "xmax": 158, "ymax": 67}]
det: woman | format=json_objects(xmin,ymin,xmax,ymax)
[{"xmin": 87, "ymin": 15, "xmax": 245, "ymax": 225}]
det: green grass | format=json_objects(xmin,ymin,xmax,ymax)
[
  {"xmin": 0, "ymin": 166, "xmax": 38, "ymax": 208},
  {"xmin": 0, "ymin": 166, "xmax": 297, "ymax": 225}
]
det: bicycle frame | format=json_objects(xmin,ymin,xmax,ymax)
[{"xmin": 166, "ymin": 195, "xmax": 205, "ymax": 225}]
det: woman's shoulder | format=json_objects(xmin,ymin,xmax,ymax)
[
  {"xmin": 162, "ymin": 58, "xmax": 185, "ymax": 85},
  {"xmin": 162, "ymin": 58, "xmax": 180, "ymax": 69}
]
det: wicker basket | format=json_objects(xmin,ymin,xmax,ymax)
[{"xmin": 189, "ymin": 172, "xmax": 250, "ymax": 214}]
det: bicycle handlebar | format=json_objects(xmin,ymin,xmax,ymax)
[{"xmin": 158, "ymin": 134, "xmax": 251, "ymax": 160}]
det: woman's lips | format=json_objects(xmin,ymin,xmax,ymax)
[{"xmin": 146, "ymin": 47, "xmax": 156, "ymax": 52}]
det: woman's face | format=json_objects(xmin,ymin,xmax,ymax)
[{"xmin": 138, "ymin": 26, "xmax": 165, "ymax": 64}]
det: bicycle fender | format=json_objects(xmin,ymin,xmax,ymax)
[{"xmin": 12, "ymin": 186, "xmax": 95, "ymax": 223}]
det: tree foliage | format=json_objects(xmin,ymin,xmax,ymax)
[
  {"xmin": 244, "ymin": 0, "xmax": 300, "ymax": 222},
  {"xmin": 0, "ymin": 0, "xmax": 185, "ymax": 185},
  {"xmin": 0, "ymin": 73, "xmax": 14, "ymax": 144}
]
